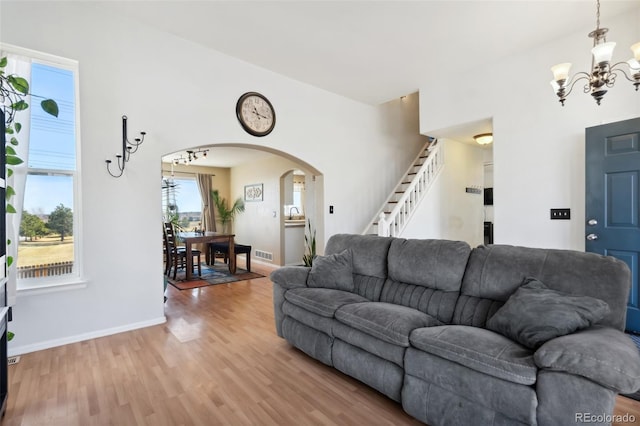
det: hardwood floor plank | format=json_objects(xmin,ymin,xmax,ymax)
[{"xmin": 3, "ymin": 261, "xmax": 639, "ymax": 425}]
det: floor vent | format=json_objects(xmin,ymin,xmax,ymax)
[
  {"xmin": 255, "ymin": 250, "xmax": 273, "ymax": 262},
  {"xmin": 8, "ymin": 356, "xmax": 20, "ymax": 365}
]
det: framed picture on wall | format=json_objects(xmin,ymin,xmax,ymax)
[{"xmin": 244, "ymin": 183, "xmax": 263, "ymax": 202}]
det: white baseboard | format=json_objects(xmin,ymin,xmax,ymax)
[{"xmin": 8, "ymin": 316, "xmax": 167, "ymax": 357}]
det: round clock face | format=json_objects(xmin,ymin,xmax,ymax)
[{"xmin": 236, "ymin": 92, "xmax": 276, "ymax": 137}]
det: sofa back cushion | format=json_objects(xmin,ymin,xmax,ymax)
[
  {"xmin": 325, "ymin": 234, "xmax": 394, "ymax": 301},
  {"xmin": 381, "ymin": 238, "xmax": 472, "ymax": 323},
  {"xmin": 453, "ymin": 244, "xmax": 631, "ymax": 330}
]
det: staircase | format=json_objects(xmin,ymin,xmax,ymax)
[{"xmin": 363, "ymin": 138, "xmax": 444, "ymax": 237}]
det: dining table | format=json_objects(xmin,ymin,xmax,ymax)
[{"xmin": 177, "ymin": 231, "xmax": 236, "ymax": 280}]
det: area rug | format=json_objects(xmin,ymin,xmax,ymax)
[{"xmin": 168, "ymin": 263, "xmax": 264, "ymax": 290}]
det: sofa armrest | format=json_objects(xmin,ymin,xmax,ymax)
[
  {"xmin": 534, "ymin": 326, "xmax": 640, "ymax": 394},
  {"xmin": 269, "ymin": 266, "xmax": 310, "ymax": 289}
]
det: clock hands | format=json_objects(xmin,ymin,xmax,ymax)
[{"xmin": 252, "ymin": 106, "xmax": 269, "ymax": 120}]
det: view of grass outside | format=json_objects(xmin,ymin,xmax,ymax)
[{"xmin": 17, "ymin": 236, "xmax": 73, "ymax": 266}]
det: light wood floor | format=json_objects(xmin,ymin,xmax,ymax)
[{"xmin": 2, "ymin": 262, "xmax": 639, "ymax": 425}]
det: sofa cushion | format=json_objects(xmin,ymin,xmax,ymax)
[
  {"xmin": 486, "ymin": 278, "xmax": 610, "ymax": 350},
  {"xmin": 325, "ymin": 234, "xmax": 393, "ymax": 279},
  {"xmin": 534, "ymin": 326, "xmax": 640, "ymax": 394},
  {"xmin": 282, "ymin": 301, "xmax": 335, "ymax": 336},
  {"xmin": 307, "ymin": 249, "xmax": 354, "ymax": 291},
  {"xmin": 285, "ymin": 287, "xmax": 368, "ymax": 318},
  {"xmin": 333, "ymin": 322, "xmax": 407, "ymax": 367},
  {"xmin": 387, "ymin": 238, "xmax": 471, "ymax": 291},
  {"xmin": 335, "ymin": 302, "xmax": 440, "ymax": 347},
  {"xmin": 409, "ymin": 325, "xmax": 537, "ymax": 385},
  {"xmin": 459, "ymin": 244, "xmax": 629, "ymax": 330}
]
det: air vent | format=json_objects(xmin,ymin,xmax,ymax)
[{"xmin": 255, "ymin": 250, "xmax": 273, "ymax": 262}]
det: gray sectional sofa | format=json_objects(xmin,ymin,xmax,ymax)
[{"xmin": 270, "ymin": 234, "xmax": 640, "ymax": 425}]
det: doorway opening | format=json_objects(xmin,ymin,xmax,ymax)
[{"xmin": 161, "ymin": 143, "xmax": 324, "ymax": 268}]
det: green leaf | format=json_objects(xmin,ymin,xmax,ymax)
[
  {"xmin": 6, "ymin": 168, "xmax": 13, "ymax": 177},
  {"xmin": 41, "ymin": 99, "xmax": 59, "ymax": 117},
  {"xmin": 6, "ymin": 204, "xmax": 16, "ymax": 214},
  {"xmin": 5, "ymin": 127, "xmax": 14, "ymax": 135},
  {"xmin": 14, "ymin": 122, "xmax": 21, "ymax": 133},
  {"xmin": 8, "ymin": 75, "xmax": 29, "ymax": 94},
  {"xmin": 5, "ymin": 146, "xmax": 16, "ymax": 155},
  {"xmin": 6, "ymin": 186, "xmax": 16, "ymax": 199},
  {"xmin": 0, "ymin": 57, "xmax": 7, "ymax": 68},
  {"xmin": 7, "ymin": 332, "xmax": 14, "ymax": 341},
  {"xmin": 6, "ymin": 155, "xmax": 24, "ymax": 166},
  {"xmin": 9, "ymin": 137, "xmax": 18, "ymax": 146},
  {"xmin": 7, "ymin": 239, "xmax": 11, "ymax": 245},
  {"xmin": 11, "ymin": 100, "xmax": 29, "ymax": 111},
  {"xmin": 6, "ymin": 257, "xmax": 13, "ymax": 267}
]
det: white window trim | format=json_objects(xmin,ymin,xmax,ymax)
[{"xmin": 1, "ymin": 43, "xmax": 84, "ymax": 291}]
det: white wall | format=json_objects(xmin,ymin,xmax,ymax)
[
  {"xmin": 402, "ymin": 139, "xmax": 485, "ymax": 246},
  {"xmin": 419, "ymin": 8, "xmax": 640, "ymax": 250},
  {"xmin": 1, "ymin": 2, "xmax": 423, "ymax": 354},
  {"xmin": 230, "ymin": 155, "xmax": 306, "ymax": 266}
]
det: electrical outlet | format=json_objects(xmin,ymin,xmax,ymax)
[
  {"xmin": 550, "ymin": 208, "xmax": 571, "ymax": 220},
  {"xmin": 329, "ymin": 205, "xmax": 334, "ymax": 214}
]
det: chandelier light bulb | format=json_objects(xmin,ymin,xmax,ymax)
[
  {"xmin": 632, "ymin": 42, "xmax": 640, "ymax": 61},
  {"xmin": 551, "ymin": 63, "xmax": 572, "ymax": 82},
  {"xmin": 591, "ymin": 42, "xmax": 616, "ymax": 64}
]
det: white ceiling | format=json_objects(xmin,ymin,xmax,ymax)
[{"xmin": 110, "ymin": 0, "xmax": 638, "ymax": 166}]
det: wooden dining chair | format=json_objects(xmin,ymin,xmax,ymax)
[{"xmin": 163, "ymin": 222, "xmax": 201, "ymax": 279}]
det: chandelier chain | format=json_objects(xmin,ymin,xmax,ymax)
[{"xmin": 595, "ymin": 0, "xmax": 600, "ymax": 30}]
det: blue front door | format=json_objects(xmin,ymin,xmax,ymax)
[{"xmin": 586, "ymin": 117, "xmax": 640, "ymax": 333}]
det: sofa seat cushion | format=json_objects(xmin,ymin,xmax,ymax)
[
  {"xmin": 335, "ymin": 302, "xmax": 441, "ymax": 347},
  {"xmin": 284, "ymin": 287, "xmax": 369, "ymax": 318},
  {"xmin": 410, "ymin": 325, "xmax": 537, "ymax": 385}
]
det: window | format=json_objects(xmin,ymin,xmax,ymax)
[
  {"xmin": 7, "ymin": 51, "xmax": 81, "ymax": 289},
  {"xmin": 162, "ymin": 176, "xmax": 201, "ymax": 231}
]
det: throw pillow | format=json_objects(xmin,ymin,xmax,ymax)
[
  {"xmin": 307, "ymin": 249, "xmax": 354, "ymax": 292},
  {"xmin": 486, "ymin": 277, "xmax": 610, "ymax": 350}
]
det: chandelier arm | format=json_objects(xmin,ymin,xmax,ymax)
[
  {"xmin": 609, "ymin": 62, "xmax": 639, "ymax": 83},
  {"xmin": 564, "ymin": 72, "xmax": 592, "ymax": 98}
]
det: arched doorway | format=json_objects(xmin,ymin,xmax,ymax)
[{"xmin": 161, "ymin": 143, "xmax": 324, "ymax": 267}]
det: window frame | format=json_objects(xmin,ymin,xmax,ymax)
[{"xmin": 1, "ymin": 44, "xmax": 84, "ymax": 292}]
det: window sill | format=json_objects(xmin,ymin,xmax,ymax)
[{"xmin": 17, "ymin": 277, "xmax": 88, "ymax": 297}]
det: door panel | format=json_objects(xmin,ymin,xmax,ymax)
[{"xmin": 586, "ymin": 117, "xmax": 640, "ymax": 333}]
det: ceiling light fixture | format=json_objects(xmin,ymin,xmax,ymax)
[
  {"xmin": 473, "ymin": 133, "xmax": 493, "ymax": 145},
  {"xmin": 550, "ymin": 0, "xmax": 640, "ymax": 106},
  {"xmin": 186, "ymin": 148, "xmax": 209, "ymax": 162}
]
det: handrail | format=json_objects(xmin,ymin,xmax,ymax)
[
  {"xmin": 377, "ymin": 139, "xmax": 444, "ymax": 237},
  {"xmin": 362, "ymin": 138, "xmax": 437, "ymax": 235}
]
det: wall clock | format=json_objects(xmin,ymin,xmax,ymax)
[{"xmin": 236, "ymin": 92, "xmax": 276, "ymax": 137}]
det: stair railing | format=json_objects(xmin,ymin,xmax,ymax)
[{"xmin": 376, "ymin": 139, "xmax": 444, "ymax": 237}]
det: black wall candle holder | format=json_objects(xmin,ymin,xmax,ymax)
[{"xmin": 105, "ymin": 115, "xmax": 146, "ymax": 178}]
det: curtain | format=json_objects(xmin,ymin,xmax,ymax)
[
  {"xmin": 3, "ymin": 53, "xmax": 32, "ymax": 306},
  {"xmin": 196, "ymin": 173, "xmax": 216, "ymax": 232}
]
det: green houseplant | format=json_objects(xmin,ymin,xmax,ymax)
[
  {"xmin": 303, "ymin": 219, "xmax": 316, "ymax": 267},
  {"xmin": 1, "ymin": 55, "xmax": 58, "ymax": 267},
  {"xmin": 2, "ymin": 55, "xmax": 59, "ymax": 342},
  {"xmin": 211, "ymin": 189, "xmax": 245, "ymax": 233}
]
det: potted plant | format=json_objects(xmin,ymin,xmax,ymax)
[
  {"xmin": 2, "ymin": 54, "xmax": 59, "ymax": 342},
  {"xmin": 303, "ymin": 219, "xmax": 316, "ymax": 267},
  {"xmin": 211, "ymin": 189, "xmax": 245, "ymax": 234},
  {"xmin": 1, "ymin": 55, "xmax": 58, "ymax": 265}
]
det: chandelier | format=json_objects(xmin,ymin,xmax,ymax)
[{"xmin": 550, "ymin": 0, "xmax": 640, "ymax": 106}]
